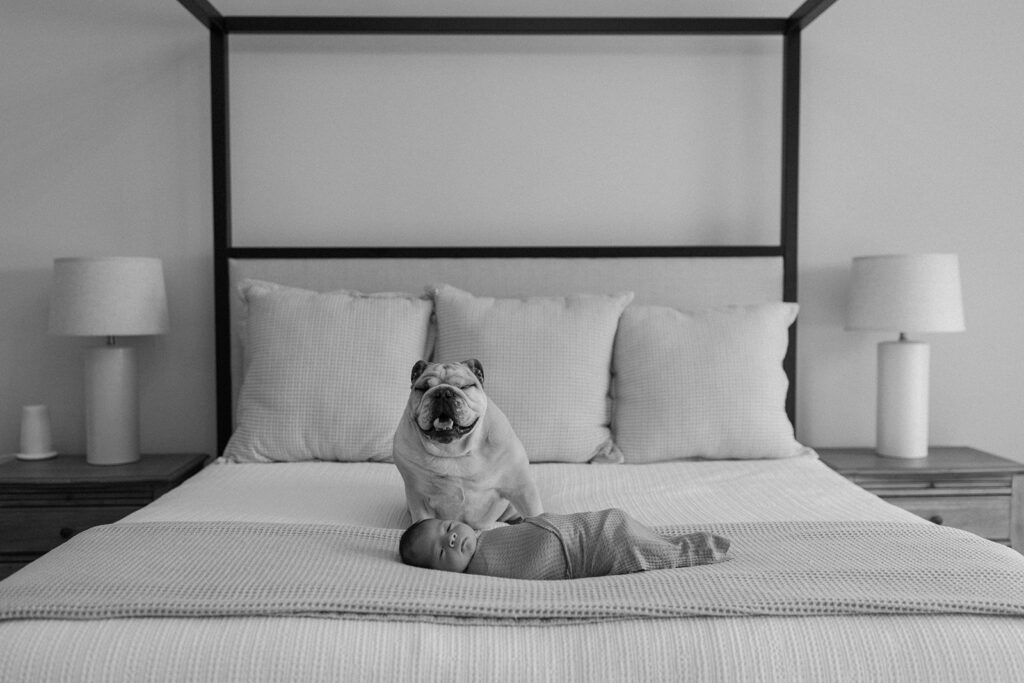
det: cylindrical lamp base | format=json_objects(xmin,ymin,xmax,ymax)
[
  {"xmin": 876, "ymin": 340, "xmax": 929, "ymax": 459},
  {"xmin": 84, "ymin": 345, "xmax": 140, "ymax": 465}
]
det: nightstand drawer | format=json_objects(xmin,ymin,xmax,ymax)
[
  {"xmin": 884, "ymin": 495, "xmax": 1009, "ymax": 540},
  {"xmin": 0, "ymin": 506, "xmax": 139, "ymax": 554}
]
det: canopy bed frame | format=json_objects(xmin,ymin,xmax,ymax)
[{"xmin": 175, "ymin": 0, "xmax": 842, "ymax": 453}]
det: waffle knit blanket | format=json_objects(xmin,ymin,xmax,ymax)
[{"xmin": 2, "ymin": 520, "xmax": 1024, "ymax": 624}]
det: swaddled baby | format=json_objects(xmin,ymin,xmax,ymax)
[{"xmin": 399, "ymin": 508, "xmax": 730, "ymax": 579}]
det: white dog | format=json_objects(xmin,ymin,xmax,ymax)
[{"xmin": 392, "ymin": 359, "xmax": 542, "ymax": 529}]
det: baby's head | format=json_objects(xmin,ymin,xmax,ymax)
[{"xmin": 399, "ymin": 518, "xmax": 479, "ymax": 572}]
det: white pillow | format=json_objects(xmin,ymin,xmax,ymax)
[
  {"xmin": 612, "ymin": 302, "xmax": 805, "ymax": 462},
  {"xmin": 428, "ymin": 284, "xmax": 633, "ymax": 463},
  {"xmin": 223, "ymin": 280, "xmax": 433, "ymax": 463}
]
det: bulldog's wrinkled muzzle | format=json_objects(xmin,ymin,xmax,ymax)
[{"xmin": 417, "ymin": 386, "xmax": 479, "ymax": 443}]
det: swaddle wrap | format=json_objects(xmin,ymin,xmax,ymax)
[{"xmin": 466, "ymin": 509, "xmax": 730, "ymax": 580}]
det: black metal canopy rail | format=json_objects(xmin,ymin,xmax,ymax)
[{"xmin": 175, "ymin": 0, "xmax": 842, "ymax": 451}]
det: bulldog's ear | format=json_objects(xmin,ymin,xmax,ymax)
[
  {"xmin": 463, "ymin": 358, "xmax": 484, "ymax": 385},
  {"xmin": 410, "ymin": 360, "xmax": 429, "ymax": 385}
]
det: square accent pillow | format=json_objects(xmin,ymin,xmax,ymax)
[
  {"xmin": 613, "ymin": 302, "xmax": 805, "ymax": 462},
  {"xmin": 428, "ymin": 284, "xmax": 633, "ymax": 463},
  {"xmin": 223, "ymin": 279, "xmax": 433, "ymax": 463}
]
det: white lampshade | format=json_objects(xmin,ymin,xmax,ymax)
[
  {"xmin": 845, "ymin": 254, "xmax": 964, "ymax": 334},
  {"xmin": 49, "ymin": 257, "xmax": 169, "ymax": 337}
]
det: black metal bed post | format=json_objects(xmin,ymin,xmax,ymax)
[
  {"xmin": 176, "ymin": 0, "xmax": 234, "ymax": 453},
  {"xmin": 781, "ymin": 25, "xmax": 802, "ymax": 426},
  {"xmin": 209, "ymin": 27, "xmax": 233, "ymax": 455},
  {"xmin": 780, "ymin": 0, "xmax": 840, "ymax": 427}
]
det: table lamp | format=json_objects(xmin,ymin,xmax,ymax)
[
  {"xmin": 49, "ymin": 257, "xmax": 169, "ymax": 465},
  {"xmin": 845, "ymin": 254, "xmax": 964, "ymax": 458}
]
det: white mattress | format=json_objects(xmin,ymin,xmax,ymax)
[{"xmin": 3, "ymin": 455, "xmax": 1024, "ymax": 683}]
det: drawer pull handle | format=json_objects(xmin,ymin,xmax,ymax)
[
  {"xmin": 59, "ymin": 527, "xmax": 76, "ymax": 540},
  {"xmin": 928, "ymin": 515, "xmax": 944, "ymax": 525}
]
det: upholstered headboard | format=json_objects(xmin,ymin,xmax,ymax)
[{"xmin": 227, "ymin": 255, "xmax": 787, "ymax": 416}]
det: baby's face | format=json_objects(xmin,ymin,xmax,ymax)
[{"xmin": 407, "ymin": 519, "xmax": 478, "ymax": 572}]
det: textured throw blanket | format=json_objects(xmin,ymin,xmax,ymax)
[{"xmin": 2, "ymin": 520, "xmax": 1024, "ymax": 624}]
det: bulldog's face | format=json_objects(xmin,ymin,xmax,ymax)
[{"xmin": 408, "ymin": 360, "xmax": 487, "ymax": 447}]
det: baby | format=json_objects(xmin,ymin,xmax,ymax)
[{"xmin": 399, "ymin": 508, "xmax": 730, "ymax": 580}]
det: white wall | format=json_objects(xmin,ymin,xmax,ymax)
[
  {"xmin": 800, "ymin": 0, "xmax": 1024, "ymax": 462},
  {"xmin": 1, "ymin": 0, "xmax": 1022, "ymax": 463},
  {"xmin": 0, "ymin": 0, "xmax": 215, "ymax": 458},
  {"xmin": 229, "ymin": 33, "xmax": 782, "ymax": 247}
]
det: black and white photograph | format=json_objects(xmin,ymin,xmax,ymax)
[{"xmin": 2, "ymin": 1, "xmax": 1023, "ymax": 680}]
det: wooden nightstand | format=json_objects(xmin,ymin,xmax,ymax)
[
  {"xmin": 0, "ymin": 452, "xmax": 208, "ymax": 579},
  {"xmin": 816, "ymin": 446, "xmax": 1023, "ymax": 552}
]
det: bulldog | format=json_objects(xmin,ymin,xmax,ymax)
[{"xmin": 393, "ymin": 359, "xmax": 543, "ymax": 530}]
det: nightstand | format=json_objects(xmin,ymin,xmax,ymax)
[
  {"xmin": 0, "ymin": 452, "xmax": 208, "ymax": 579},
  {"xmin": 816, "ymin": 446, "xmax": 1023, "ymax": 552}
]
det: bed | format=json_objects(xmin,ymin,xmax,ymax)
[
  {"xmin": 4, "ymin": 450, "xmax": 1024, "ymax": 680},
  {"xmin": 5, "ymin": 2, "xmax": 1024, "ymax": 681},
  {"xmin": 4, "ymin": 265, "xmax": 1024, "ymax": 682}
]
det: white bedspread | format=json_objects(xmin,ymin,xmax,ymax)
[{"xmin": 3, "ymin": 455, "xmax": 1024, "ymax": 683}]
